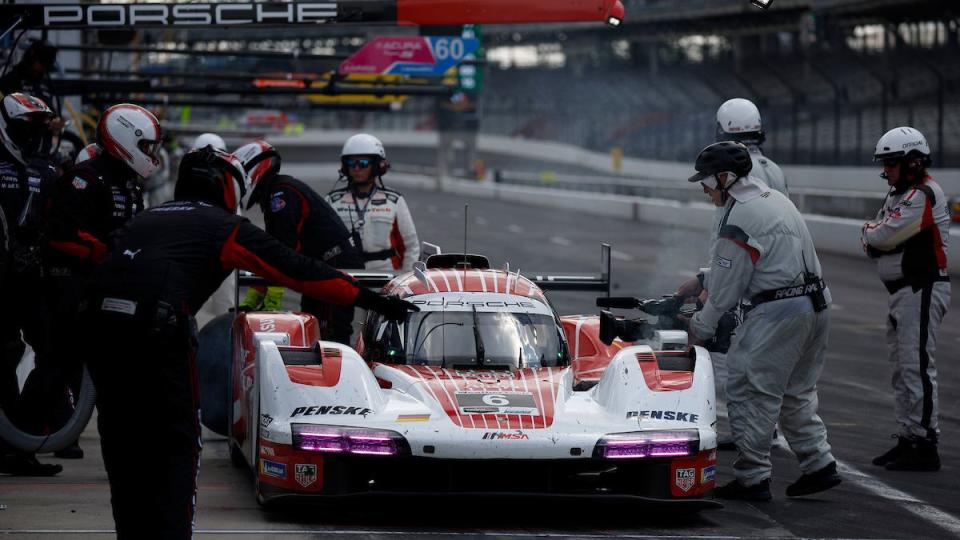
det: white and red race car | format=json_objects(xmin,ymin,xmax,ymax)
[{"xmin": 220, "ymin": 248, "xmax": 719, "ymax": 508}]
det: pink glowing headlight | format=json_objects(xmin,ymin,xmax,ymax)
[
  {"xmin": 594, "ymin": 430, "xmax": 699, "ymax": 459},
  {"xmin": 292, "ymin": 425, "xmax": 409, "ymax": 456}
]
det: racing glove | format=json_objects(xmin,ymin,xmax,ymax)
[
  {"xmin": 354, "ymin": 288, "xmax": 420, "ymax": 321},
  {"xmin": 263, "ymin": 286, "xmax": 285, "ymax": 311}
]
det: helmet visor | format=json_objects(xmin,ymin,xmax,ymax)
[{"xmin": 138, "ymin": 138, "xmax": 161, "ymax": 159}]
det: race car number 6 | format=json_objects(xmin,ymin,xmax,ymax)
[{"xmin": 481, "ymin": 394, "xmax": 510, "ymax": 406}]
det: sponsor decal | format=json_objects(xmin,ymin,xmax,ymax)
[
  {"xmin": 482, "ymin": 431, "xmax": 529, "ymax": 440},
  {"xmin": 456, "ymin": 392, "xmax": 539, "ymax": 416},
  {"xmin": 717, "ymin": 256, "xmax": 732, "ymax": 269},
  {"xmin": 294, "ymin": 463, "xmax": 317, "ymax": 488},
  {"xmin": 72, "ymin": 177, "xmax": 88, "ymax": 190},
  {"xmin": 42, "ymin": 3, "xmax": 338, "ymax": 28},
  {"xmin": 889, "ymin": 207, "xmax": 903, "ymax": 220},
  {"xmin": 396, "ymin": 414, "xmax": 431, "ymax": 422},
  {"xmin": 291, "ymin": 405, "xmax": 373, "ymax": 418},
  {"xmin": 260, "ymin": 413, "xmax": 273, "ymax": 428},
  {"xmin": 773, "ymin": 282, "xmax": 821, "ymax": 300},
  {"xmin": 122, "ymin": 249, "xmax": 141, "ymax": 260},
  {"xmin": 259, "ymin": 445, "xmax": 275, "ymax": 456},
  {"xmin": 626, "ymin": 410, "xmax": 700, "ymax": 423},
  {"xmin": 675, "ymin": 467, "xmax": 696, "ymax": 493},
  {"xmin": 260, "ymin": 459, "xmax": 286, "ymax": 479},
  {"xmin": 411, "ymin": 299, "xmax": 537, "ymax": 308},
  {"xmin": 701, "ymin": 464, "xmax": 716, "ymax": 484},
  {"xmin": 270, "ymin": 195, "xmax": 286, "ymax": 212},
  {"xmin": 259, "ymin": 318, "xmax": 276, "ymax": 332}
]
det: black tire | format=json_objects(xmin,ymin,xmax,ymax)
[{"xmin": 0, "ymin": 365, "xmax": 96, "ymax": 453}]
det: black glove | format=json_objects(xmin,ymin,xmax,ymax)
[{"xmin": 355, "ymin": 288, "xmax": 420, "ymax": 321}]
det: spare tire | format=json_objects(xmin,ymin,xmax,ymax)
[{"xmin": 197, "ymin": 312, "xmax": 234, "ymax": 436}]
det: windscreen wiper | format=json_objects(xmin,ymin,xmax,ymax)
[{"xmin": 471, "ymin": 305, "xmax": 485, "ymax": 367}]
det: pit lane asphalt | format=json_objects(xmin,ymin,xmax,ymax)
[{"xmin": 1, "ymin": 184, "xmax": 958, "ymax": 539}]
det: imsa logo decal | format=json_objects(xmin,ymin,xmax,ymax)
[{"xmin": 675, "ymin": 467, "xmax": 696, "ymax": 493}]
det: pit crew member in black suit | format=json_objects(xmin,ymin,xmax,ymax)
[
  {"xmin": 236, "ymin": 140, "xmax": 364, "ymax": 344},
  {"xmin": 79, "ymin": 147, "xmax": 416, "ymax": 539}
]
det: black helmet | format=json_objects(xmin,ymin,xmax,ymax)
[
  {"xmin": 688, "ymin": 141, "xmax": 752, "ymax": 183},
  {"xmin": 174, "ymin": 147, "xmax": 248, "ymax": 213}
]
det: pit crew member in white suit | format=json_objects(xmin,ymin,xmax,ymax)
[
  {"xmin": 683, "ymin": 141, "xmax": 840, "ymax": 501},
  {"xmin": 326, "ymin": 134, "xmax": 419, "ymax": 273}
]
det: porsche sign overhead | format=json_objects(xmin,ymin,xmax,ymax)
[{"xmin": 4, "ymin": 1, "xmax": 625, "ymax": 28}]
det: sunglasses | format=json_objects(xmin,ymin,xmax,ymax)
[
  {"xmin": 881, "ymin": 158, "xmax": 900, "ymax": 168},
  {"xmin": 344, "ymin": 158, "xmax": 373, "ymax": 169}
]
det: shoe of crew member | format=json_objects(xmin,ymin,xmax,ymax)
[
  {"xmin": 714, "ymin": 478, "xmax": 772, "ymax": 502},
  {"xmin": 0, "ymin": 452, "xmax": 62, "ymax": 476},
  {"xmin": 873, "ymin": 434, "xmax": 912, "ymax": 466},
  {"xmin": 786, "ymin": 460, "xmax": 841, "ymax": 497},
  {"xmin": 54, "ymin": 442, "xmax": 84, "ymax": 459},
  {"xmin": 884, "ymin": 436, "xmax": 940, "ymax": 472}
]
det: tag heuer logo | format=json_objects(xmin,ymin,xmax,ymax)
[
  {"xmin": 295, "ymin": 463, "xmax": 317, "ymax": 488},
  {"xmin": 675, "ymin": 467, "xmax": 696, "ymax": 493}
]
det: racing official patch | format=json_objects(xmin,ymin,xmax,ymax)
[
  {"xmin": 270, "ymin": 195, "xmax": 286, "ymax": 212},
  {"xmin": 72, "ymin": 177, "xmax": 88, "ymax": 190},
  {"xmin": 295, "ymin": 464, "xmax": 317, "ymax": 488},
  {"xmin": 675, "ymin": 467, "xmax": 696, "ymax": 493},
  {"xmin": 716, "ymin": 256, "xmax": 732, "ymax": 269}
]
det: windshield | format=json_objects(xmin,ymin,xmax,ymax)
[{"xmin": 386, "ymin": 310, "xmax": 564, "ymax": 369}]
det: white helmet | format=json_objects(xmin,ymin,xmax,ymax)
[
  {"xmin": 716, "ymin": 98, "xmax": 764, "ymax": 144},
  {"xmin": 192, "ymin": 132, "xmax": 226, "ymax": 152},
  {"xmin": 235, "ymin": 140, "xmax": 282, "ymax": 209},
  {"xmin": 341, "ymin": 133, "xmax": 386, "ymax": 159},
  {"xmin": 874, "ymin": 127, "xmax": 930, "ymax": 161},
  {"xmin": 0, "ymin": 93, "xmax": 54, "ymax": 165},
  {"xmin": 96, "ymin": 104, "xmax": 163, "ymax": 179},
  {"xmin": 74, "ymin": 143, "xmax": 101, "ymax": 164}
]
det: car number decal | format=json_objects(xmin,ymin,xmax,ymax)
[{"xmin": 455, "ymin": 392, "xmax": 539, "ymax": 416}]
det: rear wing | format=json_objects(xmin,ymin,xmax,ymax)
[{"xmin": 235, "ymin": 243, "xmax": 611, "ymax": 303}]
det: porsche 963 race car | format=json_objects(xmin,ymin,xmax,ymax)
[{"xmin": 212, "ymin": 246, "xmax": 719, "ymax": 509}]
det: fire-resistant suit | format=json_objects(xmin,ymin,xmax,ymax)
[
  {"xmin": 326, "ymin": 185, "xmax": 420, "ymax": 272},
  {"xmin": 0, "ymin": 147, "xmax": 58, "ymax": 428},
  {"xmin": 256, "ymin": 174, "xmax": 363, "ymax": 343},
  {"xmin": 691, "ymin": 175, "xmax": 835, "ymax": 487},
  {"xmin": 80, "ymin": 199, "xmax": 406, "ymax": 539},
  {"xmin": 16, "ymin": 154, "xmax": 143, "ymax": 437},
  {"xmin": 861, "ymin": 176, "xmax": 950, "ymax": 441},
  {"xmin": 703, "ymin": 146, "xmax": 789, "ymax": 437}
]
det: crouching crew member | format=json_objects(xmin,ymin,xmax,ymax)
[{"xmin": 79, "ymin": 147, "xmax": 417, "ymax": 539}]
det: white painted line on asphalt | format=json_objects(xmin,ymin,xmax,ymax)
[
  {"xmin": 677, "ymin": 270, "xmax": 697, "ymax": 277},
  {"xmin": 611, "ymin": 250, "xmax": 634, "ymax": 262},
  {"xmin": 838, "ymin": 461, "xmax": 960, "ymax": 538},
  {"xmin": 507, "ymin": 224, "xmax": 524, "ymax": 234},
  {"xmin": 0, "ymin": 531, "xmax": 901, "ymax": 539},
  {"xmin": 550, "ymin": 236, "xmax": 572, "ymax": 246}
]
